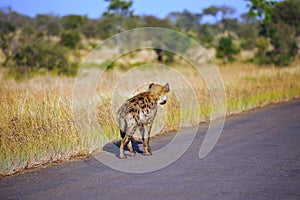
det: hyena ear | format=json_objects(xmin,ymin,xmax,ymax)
[
  {"xmin": 164, "ymin": 83, "xmax": 170, "ymax": 92},
  {"xmin": 149, "ymin": 83, "xmax": 155, "ymax": 89}
]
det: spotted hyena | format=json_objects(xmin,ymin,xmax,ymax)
[{"xmin": 116, "ymin": 83, "xmax": 170, "ymax": 159}]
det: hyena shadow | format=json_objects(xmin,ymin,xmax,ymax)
[{"xmin": 103, "ymin": 139, "xmax": 143, "ymax": 158}]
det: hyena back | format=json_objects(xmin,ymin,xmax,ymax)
[{"xmin": 116, "ymin": 83, "xmax": 170, "ymax": 159}]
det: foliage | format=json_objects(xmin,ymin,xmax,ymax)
[
  {"xmin": 103, "ymin": 0, "xmax": 134, "ymax": 34},
  {"xmin": 0, "ymin": 20, "xmax": 16, "ymax": 34},
  {"xmin": 255, "ymin": 36, "xmax": 269, "ymax": 55},
  {"xmin": 0, "ymin": 21, "xmax": 78, "ymax": 77},
  {"xmin": 219, "ymin": 5, "xmax": 236, "ymax": 19},
  {"xmin": 11, "ymin": 34, "xmax": 78, "ymax": 77},
  {"xmin": 80, "ymin": 20, "xmax": 100, "ymax": 38},
  {"xmin": 246, "ymin": 0, "xmax": 276, "ymax": 23},
  {"xmin": 246, "ymin": 0, "xmax": 300, "ymax": 66},
  {"xmin": 0, "ymin": 19, "xmax": 16, "ymax": 66},
  {"xmin": 203, "ymin": 6, "xmax": 219, "ymax": 21},
  {"xmin": 104, "ymin": 0, "xmax": 133, "ymax": 18},
  {"xmin": 216, "ymin": 36, "xmax": 240, "ymax": 63},
  {"xmin": 237, "ymin": 13, "xmax": 258, "ymax": 50},
  {"xmin": 0, "ymin": 0, "xmax": 299, "ymax": 78},
  {"xmin": 202, "ymin": 5, "xmax": 236, "ymax": 30},
  {"xmin": 168, "ymin": 10, "xmax": 202, "ymax": 31},
  {"xmin": 61, "ymin": 15, "xmax": 89, "ymax": 30},
  {"xmin": 140, "ymin": 15, "xmax": 171, "ymax": 28},
  {"xmin": 60, "ymin": 30, "xmax": 81, "ymax": 49}
]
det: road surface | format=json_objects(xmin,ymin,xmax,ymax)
[{"xmin": 1, "ymin": 99, "xmax": 300, "ymax": 199}]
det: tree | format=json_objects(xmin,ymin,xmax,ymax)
[
  {"xmin": 80, "ymin": 20, "xmax": 99, "ymax": 38},
  {"xmin": 140, "ymin": 15, "xmax": 171, "ymax": 28},
  {"xmin": 196, "ymin": 23, "xmax": 215, "ymax": 47},
  {"xmin": 216, "ymin": 36, "xmax": 240, "ymax": 63},
  {"xmin": 254, "ymin": 36, "xmax": 269, "ymax": 63},
  {"xmin": 219, "ymin": 5, "xmax": 236, "ymax": 18},
  {"xmin": 35, "ymin": 14, "xmax": 62, "ymax": 36},
  {"xmin": 219, "ymin": 5, "xmax": 236, "ymax": 29},
  {"xmin": 203, "ymin": 6, "xmax": 219, "ymax": 23},
  {"xmin": 61, "ymin": 15, "xmax": 88, "ymax": 30},
  {"xmin": 246, "ymin": 0, "xmax": 276, "ymax": 23},
  {"xmin": 268, "ymin": 0, "xmax": 300, "ymax": 65},
  {"xmin": 239, "ymin": 29, "xmax": 258, "ymax": 50},
  {"xmin": 0, "ymin": 8, "xmax": 33, "ymax": 28},
  {"xmin": 104, "ymin": 0, "xmax": 133, "ymax": 18},
  {"xmin": 0, "ymin": 20, "xmax": 16, "ymax": 66},
  {"xmin": 168, "ymin": 10, "xmax": 202, "ymax": 32},
  {"xmin": 240, "ymin": 13, "xmax": 257, "ymax": 24},
  {"xmin": 60, "ymin": 30, "xmax": 81, "ymax": 49},
  {"xmin": 273, "ymin": 0, "xmax": 300, "ymax": 29},
  {"xmin": 46, "ymin": 20, "xmax": 62, "ymax": 36},
  {"xmin": 0, "ymin": 20, "xmax": 16, "ymax": 34},
  {"xmin": 35, "ymin": 14, "xmax": 51, "ymax": 31},
  {"xmin": 103, "ymin": 0, "xmax": 134, "ymax": 33},
  {"xmin": 246, "ymin": 0, "xmax": 300, "ymax": 66},
  {"xmin": 202, "ymin": 5, "xmax": 236, "ymax": 30},
  {"xmin": 97, "ymin": 16, "xmax": 116, "ymax": 39},
  {"xmin": 223, "ymin": 18, "xmax": 239, "ymax": 32},
  {"xmin": 8, "ymin": 28, "xmax": 78, "ymax": 77},
  {"xmin": 237, "ymin": 13, "xmax": 259, "ymax": 50}
]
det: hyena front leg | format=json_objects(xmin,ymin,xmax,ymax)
[
  {"xmin": 141, "ymin": 124, "xmax": 152, "ymax": 156},
  {"xmin": 119, "ymin": 126, "xmax": 136, "ymax": 159}
]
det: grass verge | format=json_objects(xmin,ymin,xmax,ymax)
[{"xmin": 1, "ymin": 63, "xmax": 300, "ymax": 176}]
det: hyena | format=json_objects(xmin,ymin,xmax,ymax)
[{"xmin": 116, "ymin": 83, "xmax": 170, "ymax": 159}]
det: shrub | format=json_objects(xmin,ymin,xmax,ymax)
[
  {"xmin": 60, "ymin": 30, "xmax": 81, "ymax": 49},
  {"xmin": 216, "ymin": 36, "xmax": 240, "ymax": 63},
  {"xmin": 10, "ymin": 37, "xmax": 78, "ymax": 78}
]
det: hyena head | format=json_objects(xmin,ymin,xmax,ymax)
[{"xmin": 148, "ymin": 83, "xmax": 170, "ymax": 105}]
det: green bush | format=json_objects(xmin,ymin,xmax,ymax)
[
  {"xmin": 60, "ymin": 30, "xmax": 81, "ymax": 49},
  {"xmin": 216, "ymin": 36, "xmax": 240, "ymax": 63},
  {"xmin": 10, "ymin": 37, "xmax": 78, "ymax": 78}
]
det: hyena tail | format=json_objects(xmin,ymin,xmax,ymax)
[{"xmin": 120, "ymin": 129, "xmax": 126, "ymax": 139}]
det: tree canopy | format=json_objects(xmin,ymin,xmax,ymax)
[{"xmin": 0, "ymin": 0, "xmax": 299, "ymax": 78}]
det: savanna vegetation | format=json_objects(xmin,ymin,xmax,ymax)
[{"xmin": 0, "ymin": 0, "xmax": 300, "ymax": 175}]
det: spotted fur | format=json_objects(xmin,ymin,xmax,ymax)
[{"xmin": 116, "ymin": 83, "xmax": 170, "ymax": 159}]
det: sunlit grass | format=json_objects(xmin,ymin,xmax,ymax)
[
  {"xmin": 1, "ymin": 63, "xmax": 300, "ymax": 175},
  {"xmin": 0, "ymin": 86, "xmax": 82, "ymax": 174}
]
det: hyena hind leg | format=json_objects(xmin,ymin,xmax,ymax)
[
  {"xmin": 119, "ymin": 127, "xmax": 136, "ymax": 159},
  {"xmin": 127, "ymin": 139, "xmax": 136, "ymax": 157},
  {"xmin": 119, "ymin": 134, "xmax": 129, "ymax": 159}
]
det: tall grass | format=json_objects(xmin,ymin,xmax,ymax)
[
  {"xmin": 1, "ymin": 63, "xmax": 300, "ymax": 175},
  {"xmin": 0, "ymin": 86, "xmax": 80, "ymax": 173},
  {"xmin": 221, "ymin": 63, "xmax": 300, "ymax": 114}
]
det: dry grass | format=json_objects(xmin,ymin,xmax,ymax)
[
  {"xmin": 1, "ymin": 62, "xmax": 300, "ymax": 176},
  {"xmin": 0, "ymin": 76, "xmax": 83, "ymax": 174},
  {"xmin": 221, "ymin": 63, "xmax": 300, "ymax": 114}
]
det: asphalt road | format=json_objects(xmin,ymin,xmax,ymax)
[{"xmin": 1, "ymin": 99, "xmax": 300, "ymax": 200}]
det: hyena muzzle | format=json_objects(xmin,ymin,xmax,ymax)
[{"xmin": 116, "ymin": 83, "xmax": 170, "ymax": 159}]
